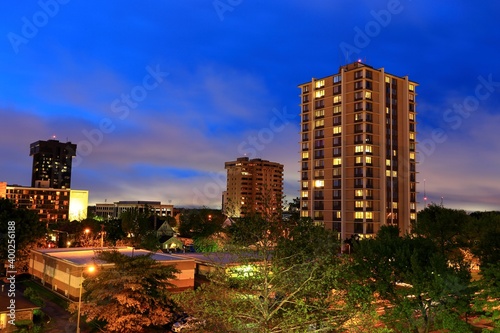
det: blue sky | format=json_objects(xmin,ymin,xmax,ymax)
[{"xmin": 1, "ymin": 1, "xmax": 500, "ymax": 211}]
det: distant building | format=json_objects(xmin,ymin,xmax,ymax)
[
  {"xmin": 30, "ymin": 139, "xmax": 77, "ymax": 189},
  {"xmin": 223, "ymin": 157, "xmax": 284, "ymax": 218},
  {"xmin": 298, "ymin": 61, "xmax": 417, "ymax": 239},
  {"xmin": 0, "ymin": 182, "xmax": 88, "ymax": 223},
  {"xmin": 94, "ymin": 200, "xmax": 174, "ymax": 220}
]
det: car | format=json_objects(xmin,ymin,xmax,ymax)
[{"xmin": 171, "ymin": 316, "xmax": 205, "ymax": 332}]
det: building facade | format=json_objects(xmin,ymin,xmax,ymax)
[
  {"xmin": 299, "ymin": 61, "xmax": 417, "ymax": 240},
  {"xmin": 0, "ymin": 182, "xmax": 88, "ymax": 223},
  {"xmin": 30, "ymin": 139, "xmax": 77, "ymax": 189},
  {"xmin": 94, "ymin": 200, "xmax": 174, "ymax": 220},
  {"xmin": 223, "ymin": 157, "xmax": 284, "ymax": 217}
]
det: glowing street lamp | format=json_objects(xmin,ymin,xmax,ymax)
[{"xmin": 76, "ymin": 265, "xmax": 96, "ymax": 333}]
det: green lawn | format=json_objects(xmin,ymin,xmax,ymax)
[{"xmin": 21, "ymin": 280, "xmax": 69, "ymax": 309}]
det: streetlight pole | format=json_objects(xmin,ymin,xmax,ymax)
[{"xmin": 76, "ymin": 265, "xmax": 95, "ymax": 333}]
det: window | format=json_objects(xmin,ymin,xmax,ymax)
[
  {"xmin": 355, "ymin": 70, "xmax": 363, "ymax": 79},
  {"xmin": 302, "ymin": 152, "xmax": 309, "ymax": 159},
  {"xmin": 333, "ymin": 168, "xmax": 341, "ymax": 176},
  {"xmin": 410, "ymin": 152, "xmax": 415, "ymax": 160},
  {"xmin": 315, "ymin": 109, "xmax": 325, "ymax": 118},
  {"xmin": 314, "ymin": 170, "xmax": 324, "ymax": 178},
  {"xmin": 303, "ymin": 105, "xmax": 309, "ymax": 112},
  {"xmin": 355, "ymin": 145, "xmax": 364, "ymax": 153},
  {"xmin": 355, "ymin": 167, "xmax": 363, "ymax": 176},
  {"xmin": 409, "ymin": 83, "xmax": 415, "ymax": 91},
  {"xmin": 315, "ymin": 100, "xmax": 325, "ymax": 108},
  {"xmin": 355, "ymin": 211, "xmax": 364, "ymax": 219},
  {"xmin": 302, "ymin": 133, "xmax": 309, "ymax": 141},
  {"xmin": 302, "ymin": 181, "xmax": 308, "ymax": 188},
  {"xmin": 354, "ymin": 134, "xmax": 363, "ymax": 144},
  {"xmin": 355, "ymin": 91, "xmax": 363, "ymax": 100},
  {"xmin": 333, "ymin": 105, "xmax": 341, "ymax": 114},
  {"xmin": 366, "ymin": 156, "xmax": 372, "ymax": 164},
  {"xmin": 355, "ymin": 113, "xmax": 363, "ymax": 122},
  {"xmin": 355, "ymin": 156, "xmax": 362, "ymax": 164},
  {"xmin": 385, "ymin": 76, "xmax": 390, "ymax": 83},
  {"xmin": 333, "ymin": 85, "xmax": 341, "ymax": 94},
  {"xmin": 303, "ymin": 95, "xmax": 309, "ymax": 103},
  {"xmin": 409, "ymin": 113, "xmax": 415, "ymax": 120},
  {"xmin": 314, "ymin": 180, "xmax": 324, "ymax": 188},
  {"xmin": 365, "ymin": 145, "xmax": 373, "ymax": 153},
  {"xmin": 315, "ymin": 90, "xmax": 325, "ymax": 98},
  {"xmin": 355, "ymin": 178, "xmax": 363, "ymax": 187},
  {"xmin": 301, "ymin": 191, "xmax": 308, "ymax": 198},
  {"xmin": 333, "ymin": 116, "xmax": 341, "ymax": 125},
  {"xmin": 302, "ymin": 114, "xmax": 309, "ymax": 122},
  {"xmin": 333, "ymin": 95, "xmax": 342, "ymax": 104},
  {"xmin": 355, "ymin": 189, "xmax": 363, "ymax": 197},
  {"xmin": 333, "ymin": 75, "xmax": 341, "ymax": 83},
  {"xmin": 302, "ymin": 86, "xmax": 309, "ymax": 93},
  {"xmin": 365, "ymin": 91, "xmax": 372, "ymax": 99},
  {"xmin": 355, "ymin": 81, "xmax": 363, "ymax": 89},
  {"xmin": 302, "ymin": 123, "xmax": 309, "ymax": 131},
  {"xmin": 314, "ymin": 159, "xmax": 324, "ymax": 168},
  {"xmin": 333, "ymin": 158, "xmax": 342, "ymax": 166},
  {"xmin": 302, "ymin": 142, "xmax": 309, "ymax": 150},
  {"xmin": 333, "ymin": 137, "xmax": 341, "ymax": 146},
  {"xmin": 314, "ymin": 139, "xmax": 324, "ymax": 148},
  {"xmin": 355, "ymin": 102, "xmax": 363, "ymax": 111},
  {"xmin": 355, "ymin": 201, "xmax": 364, "ymax": 208},
  {"xmin": 366, "ymin": 212, "xmax": 373, "ymax": 219},
  {"xmin": 333, "ymin": 126, "xmax": 342, "ymax": 135},
  {"xmin": 333, "ymin": 179, "xmax": 341, "ymax": 188},
  {"xmin": 315, "ymin": 119, "xmax": 324, "ymax": 128},
  {"xmin": 333, "ymin": 190, "xmax": 341, "ymax": 199},
  {"xmin": 314, "ymin": 150, "xmax": 324, "ymax": 158},
  {"xmin": 333, "ymin": 147, "xmax": 341, "ymax": 156},
  {"xmin": 315, "ymin": 80, "xmax": 325, "ymax": 88},
  {"xmin": 315, "ymin": 129, "xmax": 324, "ymax": 138}
]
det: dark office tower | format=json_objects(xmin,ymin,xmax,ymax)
[
  {"xmin": 30, "ymin": 139, "xmax": 77, "ymax": 189},
  {"xmin": 299, "ymin": 61, "xmax": 418, "ymax": 240}
]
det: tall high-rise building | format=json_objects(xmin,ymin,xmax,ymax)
[
  {"xmin": 223, "ymin": 157, "xmax": 284, "ymax": 218},
  {"xmin": 30, "ymin": 139, "xmax": 77, "ymax": 189},
  {"xmin": 299, "ymin": 61, "xmax": 417, "ymax": 240}
]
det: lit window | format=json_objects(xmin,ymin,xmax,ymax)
[
  {"xmin": 333, "ymin": 96, "xmax": 342, "ymax": 104},
  {"xmin": 315, "ymin": 80, "xmax": 325, "ymax": 88},
  {"xmin": 386, "ymin": 159, "xmax": 391, "ymax": 166},
  {"xmin": 366, "ymin": 212, "xmax": 373, "ymax": 219},
  {"xmin": 315, "ymin": 109, "xmax": 325, "ymax": 118},
  {"xmin": 386, "ymin": 107, "xmax": 390, "ymax": 114},
  {"xmin": 301, "ymin": 191, "xmax": 308, "ymax": 198},
  {"xmin": 333, "ymin": 106, "xmax": 341, "ymax": 114},
  {"xmin": 315, "ymin": 119, "xmax": 324, "ymax": 128},
  {"xmin": 301, "ymin": 211, "xmax": 309, "ymax": 218},
  {"xmin": 355, "ymin": 212, "xmax": 363, "ymax": 219},
  {"xmin": 365, "ymin": 91, "xmax": 372, "ymax": 99},
  {"xmin": 392, "ymin": 170, "xmax": 397, "ymax": 177},
  {"xmin": 333, "ymin": 158, "xmax": 342, "ymax": 166},
  {"xmin": 302, "ymin": 152, "xmax": 309, "ymax": 159},
  {"xmin": 335, "ymin": 211, "xmax": 341, "ymax": 218},
  {"xmin": 410, "ymin": 213, "xmax": 416, "ymax": 220},
  {"xmin": 365, "ymin": 145, "xmax": 372, "ymax": 153},
  {"xmin": 315, "ymin": 90, "xmax": 325, "ymax": 98},
  {"xmin": 410, "ymin": 152, "xmax": 415, "ymax": 160},
  {"xmin": 393, "ymin": 150, "xmax": 397, "ymax": 156},
  {"xmin": 410, "ymin": 133, "xmax": 415, "ymax": 140},
  {"xmin": 302, "ymin": 181, "xmax": 308, "ymax": 188},
  {"xmin": 365, "ymin": 156, "xmax": 372, "ymax": 164},
  {"xmin": 386, "ymin": 170, "xmax": 391, "ymax": 177},
  {"xmin": 409, "ymin": 83, "xmax": 415, "ymax": 91},
  {"xmin": 333, "ymin": 126, "xmax": 342, "ymax": 134},
  {"xmin": 392, "ymin": 202, "xmax": 398, "ymax": 209},
  {"xmin": 355, "ymin": 145, "xmax": 364, "ymax": 153},
  {"xmin": 314, "ymin": 180, "xmax": 324, "ymax": 188},
  {"xmin": 409, "ymin": 113, "xmax": 415, "ymax": 120},
  {"xmin": 355, "ymin": 189, "xmax": 363, "ymax": 197},
  {"xmin": 385, "ymin": 76, "xmax": 390, "ymax": 83},
  {"xmin": 355, "ymin": 201, "xmax": 364, "ymax": 208},
  {"xmin": 355, "ymin": 156, "xmax": 362, "ymax": 164}
]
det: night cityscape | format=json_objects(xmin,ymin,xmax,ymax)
[{"xmin": 1, "ymin": 1, "xmax": 500, "ymax": 332}]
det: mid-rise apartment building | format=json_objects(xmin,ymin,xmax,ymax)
[
  {"xmin": 299, "ymin": 61, "xmax": 417, "ymax": 240},
  {"xmin": 223, "ymin": 157, "xmax": 284, "ymax": 218}
]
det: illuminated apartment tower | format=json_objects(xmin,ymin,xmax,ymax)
[
  {"xmin": 223, "ymin": 157, "xmax": 284, "ymax": 218},
  {"xmin": 299, "ymin": 61, "xmax": 417, "ymax": 240},
  {"xmin": 30, "ymin": 139, "xmax": 77, "ymax": 189}
]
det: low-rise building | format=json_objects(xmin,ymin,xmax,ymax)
[
  {"xmin": 29, "ymin": 247, "xmax": 195, "ymax": 300},
  {"xmin": 94, "ymin": 200, "xmax": 174, "ymax": 220}
]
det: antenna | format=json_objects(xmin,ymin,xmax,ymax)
[{"xmin": 423, "ymin": 179, "xmax": 427, "ymax": 207}]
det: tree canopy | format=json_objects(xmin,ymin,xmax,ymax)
[{"xmin": 73, "ymin": 250, "xmax": 180, "ymax": 332}]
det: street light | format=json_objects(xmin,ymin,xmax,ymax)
[{"xmin": 76, "ymin": 265, "xmax": 95, "ymax": 333}]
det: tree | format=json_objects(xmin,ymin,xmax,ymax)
[
  {"xmin": 0, "ymin": 198, "xmax": 47, "ymax": 273},
  {"xmin": 175, "ymin": 215, "xmax": 372, "ymax": 332},
  {"xmin": 71, "ymin": 250, "xmax": 180, "ymax": 332},
  {"xmin": 352, "ymin": 226, "xmax": 473, "ymax": 333}
]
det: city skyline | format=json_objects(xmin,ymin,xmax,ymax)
[{"xmin": 1, "ymin": 1, "xmax": 500, "ymax": 211}]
